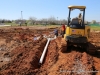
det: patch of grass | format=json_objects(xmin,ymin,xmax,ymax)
[
  {"xmin": 90, "ymin": 26, "xmax": 100, "ymax": 30},
  {"xmin": 0, "ymin": 24, "xmax": 61, "ymax": 29},
  {"xmin": 22, "ymin": 24, "xmax": 60, "ymax": 28},
  {"xmin": 2, "ymin": 24, "xmax": 100, "ymax": 30},
  {"xmin": 45, "ymin": 25, "xmax": 61, "ymax": 28}
]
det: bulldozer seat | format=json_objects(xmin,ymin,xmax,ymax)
[{"xmin": 71, "ymin": 18, "xmax": 82, "ymax": 25}]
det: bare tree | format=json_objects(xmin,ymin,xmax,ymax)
[
  {"xmin": 29, "ymin": 17, "xmax": 37, "ymax": 25},
  {"xmin": 15, "ymin": 19, "xmax": 22, "ymax": 24},
  {"xmin": 91, "ymin": 20, "xmax": 96, "ymax": 24},
  {"xmin": 48, "ymin": 16, "xmax": 56, "ymax": 24},
  {"xmin": 40, "ymin": 18, "xmax": 48, "ymax": 25},
  {"xmin": 60, "ymin": 19, "xmax": 67, "ymax": 24}
]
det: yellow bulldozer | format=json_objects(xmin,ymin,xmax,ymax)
[{"xmin": 62, "ymin": 5, "xmax": 96, "ymax": 54}]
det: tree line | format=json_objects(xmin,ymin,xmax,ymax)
[
  {"xmin": 0, "ymin": 16, "xmax": 67, "ymax": 25},
  {"xmin": 0, "ymin": 16, "xmax": 98, "ymax": 25}
]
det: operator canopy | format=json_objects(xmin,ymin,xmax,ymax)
[{"xmin": 68, "ymin": 5, "xmax": 86, "ymax": 11}]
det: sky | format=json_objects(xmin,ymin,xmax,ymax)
[{"xmin": 0, "ymin": 0, "xmax": 100, "ymax": 21}]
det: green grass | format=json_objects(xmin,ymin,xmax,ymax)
[
  {"xmin": 0, "ymin": 24, "xmax": 61, "ymax": 29},
  {"xmin": 90, "ymin": 26, "xmax": 100, "ymax": 30},
  {"xmin": 44, "ymin": 25, "xmax": 60, "ymax": 28},
  {"xmin": 2, "ymin": 23, "xmax": 100, "ymax": 30}
]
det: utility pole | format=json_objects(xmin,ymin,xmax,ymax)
[{"xmin": 21, "ymin": 11, "xmax": 23, "ymax": 26}]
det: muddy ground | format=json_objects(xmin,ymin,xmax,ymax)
[{"xmin": 0, "ymin": 27, "xmax": 100, "ymax": 75}]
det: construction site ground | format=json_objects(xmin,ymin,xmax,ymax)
[{"xmin": 0, "ymin": 26, "xmax": 100, "ymax": 75}]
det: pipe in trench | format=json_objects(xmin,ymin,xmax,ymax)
[{"xmin": 39, "ymin": 38, "xmax": 51, "ymax": 64}]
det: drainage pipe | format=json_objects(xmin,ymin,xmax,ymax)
[{"xmin": 39, "ymin": 38, "xmax": 51, "ymax": 64}]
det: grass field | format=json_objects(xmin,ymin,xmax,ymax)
[
  {"xmin": 90, "ymin": 26, "xmax": 100, "ymax": 30},
  {"xmin": 0, "ymin": 23, "xmax": 100, "ymax": 30}
]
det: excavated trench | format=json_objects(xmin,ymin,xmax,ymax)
[
  {"xmin": 32, "ymin": 38, "xmax": 98, "ymax": 75},
  {"xmin": 0, "ymin": 28, "xmax": 47, "ymax": 74},
  {"xmin": 0, "ymin": 28, "xmax": 100, "ymax": 75}
]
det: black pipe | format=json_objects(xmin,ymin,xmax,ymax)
[
  {"xmin": 82, "ymin": 9, "xmax": 85, "ymax": 26},
  {"xmin": 67, "ymin": 9, "xmax": 71, "ymax": 26}
]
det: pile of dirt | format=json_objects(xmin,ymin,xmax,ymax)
[
  {"xmin": 0, "ymin": 38, "xmax": 47, "ymax": 75},
  {"xmin": 0, "ymin": 28, "xmax": 48, "ymax": 75},
  {"xmin": 0, "ymin": 28, "xmax": 57, "ymax": 75},
  {"xmin": 89, "ymin": 32, "xmax": 100, "ymax": 48}
]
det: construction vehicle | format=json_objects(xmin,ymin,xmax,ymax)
[{"xmin": 63, "ymin": 5, "xmax": 96, "ymax": 54}]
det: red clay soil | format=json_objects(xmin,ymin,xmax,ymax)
[
  {"xmin": 34, "ymin": 32, "xmax": 100, "ymax": 75},
  {"xmin": 0, "ymin": 28, "xmax": 100, "ymax": 75},
  {"xmin": 89, "ymin": 31, "xmax": 100, "ymax": 75},
  {"xmin": 33, "ymin": 37, "xmax": 97, "ymax": 75},
  {"xmin": 0, "ymin": 28, "xmax": 48, "ymax": 75},
  {"xmin": 0, "ymin": 38, "xmax": 47, "ymax": 75},
  {"xmin": 0, "ymin": 27, "xmax": 58, "ymax": 75}
]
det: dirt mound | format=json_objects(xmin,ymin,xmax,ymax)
[
  {"xmin": 0, "ymin": 38, "xmax": 47, "ymax": 75},
  {"xmin": 0, "ymin": 27, "xmax": 57, "ymax": 75}
]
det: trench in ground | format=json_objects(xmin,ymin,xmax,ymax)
[
  {"xmin": 34, "ymin": 37, "xmax": 99, "ymax": 75},
  {"xmin": 0, "ymin": 29, "xmax": 100, "ymax": 75}
]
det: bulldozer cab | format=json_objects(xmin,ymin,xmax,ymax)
[
  {"xmin": 67, "ymin": 5, "xmax": 86, "ymax": 29},
  {"xmin": 71, "ymin": 17, "xmax": 82, "ymax": 26}
]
